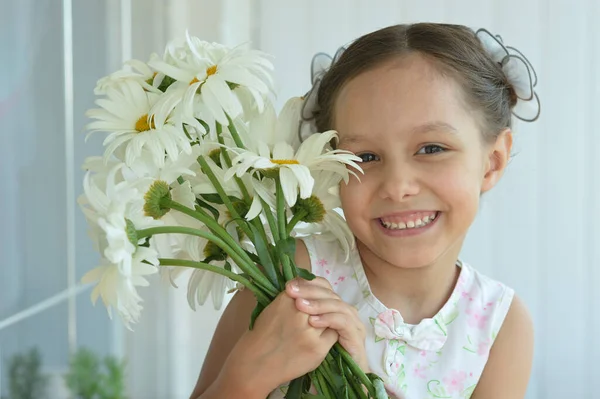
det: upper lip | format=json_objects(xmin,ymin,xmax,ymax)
[{"xmin": 376, "ymin": 210, "xmax": 439, "ymax": 219}]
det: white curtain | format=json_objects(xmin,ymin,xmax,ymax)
[{"xmin": 123, "ymin": 1, "xmax": 600, "ymax": 398}]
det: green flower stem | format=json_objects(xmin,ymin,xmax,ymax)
[
  {"xmin": 214, "ymin": 125, "xmax": 274, "ymax": 274},
  {"xmin": 261, "ymin": 198, "xmax": 279, "ymax": 239},
  {"xmin": 257, "ymin": 199, "xmax": 285, "ymax": 287},
  {"xmin": 216, "ymin": 122, "xmax": 251, "ymax": 203},
  {"xmin": 345, "ymin": 371, "xmax": 366, "ymax": 399},
  {"xmin": 138, "ymin": 223, "xmax": 277, "ymax": 299},
  {"xmin": 286, "ymin": 210, "xmax": 308, "ymax": 235},
  {"xmin": 315, "ymin": 370, "xmax": 334, "ymax": 397},
  {"xmin": 335, "ymin": 343, "xmax": 375, "ymax": 396},
  {"xmin": 161, "ymin": 198, "xmax": 251, "ymax": 264},
  {"xmin": 158, "ymin": 258, "xmax": 269, "ymax": 306},
  {"xmin": 197, "ymin": 156, "xmax": 254, "ymax": 240},
  {"xmin": 275, "ymin": 178, "xmax": 295, "ymax": 281},
  {"xmin": 162, "ymin": 200, "xmax": 277, "ymax": 296},
  {"xmin": 226, "ymin": 114, "xmax": 246, "ymax": 149}
]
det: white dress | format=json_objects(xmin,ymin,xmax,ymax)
[{"xmin": 269, "ymin": 234, "xmax": 514, "ymax": 398}]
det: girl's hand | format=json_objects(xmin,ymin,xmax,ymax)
[
  {"xmin": 221, "ymin": 291, "xmax": 339, "ymax": 395},
  {"xmin": 285, "ymin": 277, "xmax": 370, "ymax": 372}
]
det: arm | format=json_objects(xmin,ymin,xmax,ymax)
[
  {"xmin": 189, "ymin": 240, "xmax": 314, "ymax": 399},
  {"xmin": 189, "ymin": 288, "xmax": 265, "ymax": 399},
  {"xmin": 471, "ymin": 295, "xmax": 534, "ymax": 399}
]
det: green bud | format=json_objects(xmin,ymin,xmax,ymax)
[
  {"xmin": 292, "ymin": 195, "xmax": 326, "ymax": 224},
  {"xmin": 208, "ymin": 149, "xmax": 222, "ymax": 168},
  {"xmin": 144, "ymin": 180, "xmax": 171, "ymax": 219},
  {"xmin": 125, "ymin": 218, "xmax": 138, "ymax": 247},
  {"xmin": 203, "ymin": 241, "xmax": 227, "ymax": 261}
]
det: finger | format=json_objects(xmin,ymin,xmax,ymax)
[
  {"xmin": 285, "ymin": 276, "xmax": 332, "ymax": 294},
  {"xmin": 320, "ymin": 327, "xmax": 339, "ymax": 347},
  {"xmin": 310, "ymin": 314, "xmax": 366, "ymax": 357},
  {"xmin": 285, "ymin": 280, "xmax": 338, "ymax": 299},
  {"xmin": 295, "ymin": 297, "xmax": 353, "ymax": 316},
  {"xmin": 308, "ymin": 313, "xmax": 364, "ymax": 338}
]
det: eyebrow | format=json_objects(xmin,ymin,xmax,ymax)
[
  {"xmin": 409, "ymin": 121, "xmax": 459, "ymax": 135},
  {"xmin": 339, "ymin": 121, "xmax": 459, "ymax": 144}
]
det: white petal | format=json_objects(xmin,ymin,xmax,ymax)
[
  {"xmin": 286, "ymin": 164, "xmax": 314, "ymax": 200},
  {"xmin": 246, "ymin": 194, "xmax": 263, "ymax": 220},
  {"xmin": 279, "ymin": 167, "xmax": 299, "ymax": 207}
]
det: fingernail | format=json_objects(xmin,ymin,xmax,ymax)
[
  {"xmin": 310, "ymin": 315, "xmax": 320, "ymax": 321},
  {"xmin": 289, "ymin": 281, "xmax": 299, "ymax": 292},
  {"xmin": 301, "ymin": 299, "xmax": 310, "ymax": 306}
]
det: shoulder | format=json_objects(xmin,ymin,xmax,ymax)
[{"xmin": 471, "ymin": 295, "xmax": 534, "ymax": 399}]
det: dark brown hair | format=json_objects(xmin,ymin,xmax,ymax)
[{"xmin": 314, "ymin": 23, "xmax": 517, "ymax": 141}]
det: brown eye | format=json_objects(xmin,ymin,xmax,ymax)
[
  {"xmin": 357, "ymin": 153, "xmax": 379, "ymax": 163},
  {"xmin": 417, "ymin": 145, "xmax": 446, "ymax": 155}
]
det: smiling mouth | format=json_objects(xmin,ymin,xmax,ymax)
[{"xmin": 378, "ymin": 211, "xmax": 440, "ymax": 230}]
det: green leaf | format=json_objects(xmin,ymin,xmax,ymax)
[
  {"xmin": 286, "ymin": 376, "xmax": 307, "ymax": 399},
  {"xmin": 196, "ymin": 118, "xmax": 210, "ymax": 135},
  {"xmin": 224, "ymin": 261, "xmax": 232, "ymax": 272},
  {"xmin": 245, "ymin": 251, "xmax": 261, "ymax": 264},
  {"xmin": 195, "ymin": 199, "xmax": 219, "ymax": 220},
  {"xmin": 297, "ymin": 267, "xmax": 316, "ymax": 281},
  {"xmin": 247, "ymin": 222, "xmax": 280, "ymax": 289},
  {"xmin": 200, "ymin": 193, "xmax": 241, "ymax": 205},
  {"xmin": 372, "ymin": 377, "xmax": 388, "ymax": 399},
  {"xmin": 249, "ymin": 302, "xmax": 265, "ymax": 330},
  {"xmin": 157, "ymin": 75, "xmax": 176, "ymax": 91},
  {"xmin": 277, "ymin": 236, "xmax": 297, "ymax": 257}
]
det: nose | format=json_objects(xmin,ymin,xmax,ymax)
[{"xmin": 377, "ymin": 160, "xmax": 420, "ymax": 202}]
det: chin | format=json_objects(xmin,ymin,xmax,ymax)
[{"xmin": 383, "ymin": 252, "xmax": 440, "ymax": 270}]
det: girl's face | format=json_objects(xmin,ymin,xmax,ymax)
[{"xmin": 335, "ymin": 53, "xmax": 511, "ymax": 269}]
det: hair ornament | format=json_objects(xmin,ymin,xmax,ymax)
[{"xmin": 476, "ymin": 28, "xmax": 541, "ymax": 122}]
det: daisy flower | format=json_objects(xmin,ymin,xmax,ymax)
[
  {"xmin": 81, "ymin": 247, "xmax": 159, "ymax": 330},
  {"xmin": 85, "ymin": 79, "xmax": 192, "ymax": 168},
  {"xmin": 292, "ymin": 170, "xmax": 356, "ymax": 260},
  {"xmin": 79, "ymin": 164, "xmax": 162, "ymax": 276},
  {"xmin": 225, "ymin": 130, "xmax": 362, "ymax": 207},
  {"xmin": 148, "ymin": 32, "xmax": 274, "ymax": 127},
  {"xmin": 79, "ymin": 164, "xmax": 163, "ymax": 328},
  {"xmin": 94, "ymin": 58, "xmax": 161, "ymax": 95}
]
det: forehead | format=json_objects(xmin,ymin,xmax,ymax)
[{"xmin": 333, "ymin": 53, "xmax": 479, "ymax": 141}]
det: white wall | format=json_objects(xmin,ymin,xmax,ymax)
[{"xmin": 123, "ymin": 1, "xmax": 600, "ymax": 398}]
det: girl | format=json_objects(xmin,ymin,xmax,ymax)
[{"xmin": 190, "ymin": 23, "xmax": 536, "ymax": 399}]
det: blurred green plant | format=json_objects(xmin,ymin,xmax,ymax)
[
  {"xmin": 63, "ymin": 347, "xmax": 127, "ymax": 399},
  {"xmin": 6, "ymin": 347, "xmax": 49, "ymax": 399}
]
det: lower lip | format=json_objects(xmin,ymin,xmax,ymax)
[{"xmin": 375, "ymin": 212, "xmax": 441, "ymax": 237}]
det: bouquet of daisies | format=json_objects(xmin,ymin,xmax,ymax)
[{"xmin": 79, "ymin": 33, "xmax": 387, "ymax": 398}]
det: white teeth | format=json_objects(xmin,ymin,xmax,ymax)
[{"xmin": 380, "ymin": 212, "xmax": 438, "ymax": 231}]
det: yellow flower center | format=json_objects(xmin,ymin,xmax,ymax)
[
  {"xmin": 206, "ymin": 65, "xmax": 218, "ymax": 76},
  {"xmin": 271, "ymin": 159, "xmax": 299, "ymax": 165},
  {"xmin": 135, "ymin": 114, "xmax": 155, "ymax": 132},
  {"xmin": 190, "ymin": 77, "xmax": 200, "ymax": 85}
]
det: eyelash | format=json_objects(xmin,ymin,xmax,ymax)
[
  {"xmin": 356, "ymin": 145, "xmax": 446, "ymax": 163},
  {"xmin": 416, "ymin": 144, "xmax": 447, "ymax": 155},
  {"xmin": 356, "ymin": 153, "xmax": 379, "ymax": 163}
]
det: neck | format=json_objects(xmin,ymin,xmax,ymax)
[{"xmin": 357, "ymin": 240, "xmax": 462, "ymax": 325}]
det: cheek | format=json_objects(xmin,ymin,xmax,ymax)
[
  {"xmin": 339, "ymin": 178, "xmax": 368, "ymax": 221},
  {"xmin": 430, "ymin": 160, "xmax": 482, "ymax": 215}
]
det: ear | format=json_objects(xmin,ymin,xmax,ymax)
[{"xmin": 481, "ymin": 129, "xmax": 513, "ymax": 193}]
